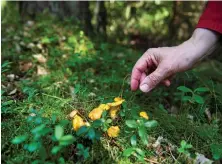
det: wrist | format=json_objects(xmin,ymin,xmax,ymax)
[{"xmin": 189, "ymin": 28, "xmax": 219, "ymax": 58}]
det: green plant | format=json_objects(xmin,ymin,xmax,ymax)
[
  {"xmin": 210, "ymin": 143, "xmax": 222, "ymax": 160},
  {"xmin": 125, "ymin": 119, "xmax": 158, "ymax": 145},
  {"xmin": 177, "ymin": 140, "xmax": 193, "ymax": 156},
  {"xmin": 11, "ymin": 109, "xmax": 78, "ymax": 163},
  {"xmin": 177, "ymin": 86, "xmax": 210, "ymax": 104},
  {"xmin": 123, "ymin": 147, "xmax": 145, "ymax": 161}
]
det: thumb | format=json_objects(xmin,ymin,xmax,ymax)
[{"xmin": 139, "ymin": 67, "xmax": 168, "ymax": 92}]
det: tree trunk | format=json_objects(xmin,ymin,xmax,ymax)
[
  {"xmin": 95, "ymin": 1, "xmax": 107, "ymax": 36},
  {"xmin": 18, "ymin": 1, "xmax": 93, "ymax": 35}
]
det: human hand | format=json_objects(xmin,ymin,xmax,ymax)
[{"xmin": 131, "ymin": 28, "xmax": 219, "ymax": 92}]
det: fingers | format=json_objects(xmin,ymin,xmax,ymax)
[
  {"xmin": 162, "ymin": 79, "xmax": 171, "ymax": 87},
  {"xmin": 131, "ymin": 55, "xmax": 150, "ymax": 91},
  {"xmin": 140, "ymin": 67, "xmax": 169, "ymax": 92}
]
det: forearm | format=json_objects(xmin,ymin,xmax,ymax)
[
  {"xmin": 176, "ymin": 28, "xmax": 220, "ymax": 66},
  {"xmin": 190, "ymin": 28, "xmax": 219, "ymax": 57}
]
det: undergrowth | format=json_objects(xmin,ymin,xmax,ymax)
[{"xmin": 1, "ymin": 12, "xmax": 222, "ymax": 163}]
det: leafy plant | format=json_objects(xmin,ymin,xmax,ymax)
[
  {"xmin": 210, "ymin": 143, "xmax": 222, "ymax": 160},
  {"xmin": 178, "ymin": 140, "xmax": 193, "ymax": 156},
  {"xmin": 177, "ymin": 86, "xmax": 210, "ymax": 104},
  {"xmin": 123, "ymin": 147, "xmax": 145, "ymax": 161},
  {"xmin": 125, "ymin": 119, "xmax": 158, "ymax": 145}
]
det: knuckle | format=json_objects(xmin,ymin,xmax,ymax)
[
  {"xmin": 146, "ymin": 48, "xmax": 158, "ymax": 54},
  {"xmin": 163, "ymin": 66, "xmax": 174, "ymax": 75}
]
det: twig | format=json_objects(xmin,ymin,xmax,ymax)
[
  {"xmin": 119, "ymin": 74, "xmax": 131, "ymax": 98},
  {"xmin": 42, "ymin": 93, "xmax": 64, "ymax": 101}
]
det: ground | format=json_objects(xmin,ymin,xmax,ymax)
[{"xmin": 2, "ymin": 14, "xmax": 222, "ymax": 164}]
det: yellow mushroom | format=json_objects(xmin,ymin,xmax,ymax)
[
  {"xmin": 139, "ymin": 111, "xmax": 149, "ymax": 120},
  {"xmin": 107, "ymin": 126, "xmax": 120, "ymax": 137},
  {"xmin": 88, "ymin": 107, "xmax": 104, "ymax": 120},
  {"xmin": 73, "ymin": 115, "xmax": 85, "ymax": 131},
  {"xmin": 98, "ymin": 104, "xmax": 110, "ymax": 110}
]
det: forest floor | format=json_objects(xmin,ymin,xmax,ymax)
[{"xmin": 2, "ymin": 15, "xmax": 222, "ymax": 164}]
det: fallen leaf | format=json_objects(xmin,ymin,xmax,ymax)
[
  {"xmin": 19, "ymin": 62, "xmax": 33, "ymax": 72},
  {"xmin": 8, "ymin": 88, "xmax": 17, "ymax": 95},
  {"xmin": 13, "ymin": 35, "xmax": 21, "ymax": 41},
  {"xmin": 88, "ymin": 92, "xmax": 96, "ymax": 97},
  {"xmin": 15, "ymin": 43, "xmax": 21, "ymax": 53},
  {"xmin": 69, "ymin": 110, "xmax": 78, "ymax": 118},
  {"xmin": 33, "ymin": 54, "xmax": 47, "ymax": 63},
  {"xmin": 26, "ymin": 20, "xmax": 34, "ymax": 27},
  {"xmin": 107, "ymin": 126, "xmax": 120, "ymax": 137},
  {"xmin": 6, "ymin": 74, "xmax": 16, "ymax": 82},
  {"xmin": 27, "ymin": 43, "xmax": 35, "ymax": 49},
  {"xmin": 37, "ymin": 66, "xmax": 48, "ymax": 76},
  {"xmin": 36, "ymin": 43, "xmax": 43, "ymax": 50}
]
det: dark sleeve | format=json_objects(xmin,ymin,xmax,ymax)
[{"xmin": 196, "ymin": 1, "xmax": 222, "ymax": 34}]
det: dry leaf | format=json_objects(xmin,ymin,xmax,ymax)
[
  {"xmin": 8, "ymin": 88, "xmax": 17, "ymax": 95},
  {"xmin": 33, "ymin": 54, "xmax": 47, "ymax": 63},
  {"xmin": 27, "ymin": 43, "xmax": 35, "ymax": 49},
  {"xmin": 37, "ymin": 66, "xmax": 48, "ymax": 76},
  {"xmin": 19, "ymin": 62, "xmax": 33, "ymax": 72},
  {"xmin": 7, "ymin": 74, "xmax": 16, "ymax": 82},
  {"xmin": 69, "ymin": 110, "xmax": 78, "ymax": 118},
  {"xmin": 36, "ymin": 43, "xmax": 43, "ymax": 50}
]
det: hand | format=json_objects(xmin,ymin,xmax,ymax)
[{"xmin": 131, "ymin": 28, "xmax": 219, "ymax": 92}]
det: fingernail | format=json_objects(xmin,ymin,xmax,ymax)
[{"xmin": 140, "ymin": 84, "xmax": 150, "ymax": 92}]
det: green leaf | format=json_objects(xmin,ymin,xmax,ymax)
[
  {"xmin": 59, "ymin": 119, "xmax": 69, "ymax": 126},
  {"xmin": 126, "ymin": 120, "xmax": 137, "ymax": 128},
  {"xmin": 135, "ymin": 148, "xmax": 145, "ymax": 157},
  {"xmin": 76, "ymin": 126, "xmax": 88, "ymax": 136},
  {"xmin": 51, "ymin": 146, "xmax": 62, "ymax": 155},
  {"xmin": 130, "ymin": 134, "xmax": 137, "ymax": 146},
  {"xmin": 210, "ymin": 143, "xmax": 222, "ymax": 160},
  {"xmin": 92, "ymin": 120, "xmax": 102, "ymax": 127},
  {"xmin": 31, "ymin": 124, "xmax": 46, "ymax": 134},
  {"xmin": 12, "ymin": 135, "xmax": 27, "ymax": 144},
  {"xmin": 58, "ymin": 157, "xmax": 65, "ymax": 164},
  {"xmin": 106, "ymin": 119, "xmax": 112, "ymax": 124},
  {"xmin": 123, "ymin": 148, "xmax": 135, "ymax": 157},
  {"xmin": 194, "ymin": 87, "xmax": 209, "ymax": 93},
  {"xmin": 144, "ymin": 120, "xmax": 158, "ymax": 128},
  {"xmin": 26, "ymin": 142, "xmax": 39, "ymax": 152},
  {"xmin": 177, "ymin": 86, "xmax": 192, "ymax": 93},
  {"xmin": 59, "ymin": 135, "xmax": 75, "ymax": 146},
  {"xmin": 138, "ymin": 126, "xmax": 148, "ymax": 145},
  {"xmin": 55, "ymin": 125, "xmax": 64, "ymax": 140},
  {"xmin": 39, "ymin": 146, "xmax": 47, "ymax": 161},
  {"xmin": 87, "ymin": 128, "xmax": 95, "ymax": 140},
  {"xmin": 180, "ymin": 140, "xmax": 186, "ymax": 148},
  {"xmin": 193, "ymin": 94, "xmax": 204, "ymax": 104},
  {"xmin": 52, "ymin": 114, "xmax": 57, "ymax": 124},
  {"xmin": 182, "ymin": 96, "xmax": 192, "ymax": 102},
  {"xmin": 83, "ymin": 148, "xmax": 90, "ymax": 159},
  {"xmin": 77, "ymin": 143, "xmax": 84, "ymax": 150}
]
